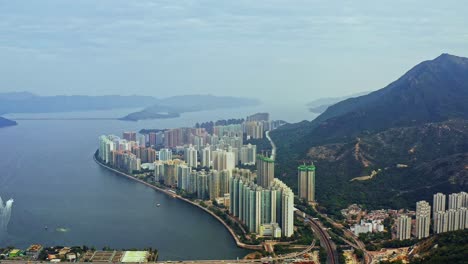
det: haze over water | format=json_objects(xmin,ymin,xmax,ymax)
[{"xmin": 0, "ymin": 104, "xmax": 315, "ymax": 260}]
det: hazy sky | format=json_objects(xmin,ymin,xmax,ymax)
[{"xmin": 1, "ymin": 0, "xmax": 467, "ymax": 103}]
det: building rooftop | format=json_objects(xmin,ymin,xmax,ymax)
[
  {"xmin": 298, "ymin": 165, "xmax": 316, "ymax": 171},
  {"xmin": 257, "ymin": 155, "xmax": 274, "ymax": 163}
]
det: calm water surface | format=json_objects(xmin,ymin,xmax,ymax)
[{"xmin": 0, "ymin": 104, "xmax": 315, "ymax": 260}]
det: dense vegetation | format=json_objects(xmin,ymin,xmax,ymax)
[
  {"xmin": 411, "ymin": 230, "xmax": 468, "ymax": 264},
  {"xmin": 271, "ymin": 54, "xmax": 468, "ymax": 215}
]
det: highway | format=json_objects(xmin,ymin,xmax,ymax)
[
  {"xmin": 299, "ymin": 212, "xmax": 338, "ymax": 264},
  {"xmin": 316, "ymin": 212, "xmax": 373, "ymax": 264},
  {"xmin": 154, "ymin": 239, "xmax": 316, "ymax": 263}
]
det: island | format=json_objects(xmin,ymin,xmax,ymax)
[
  {"xmin": 120, "ymin": 95, "xmax": 260, "ymax": 121},
  {"xmin": 0, "ymin": 116, "xmax": 17, "ymax": 128}
]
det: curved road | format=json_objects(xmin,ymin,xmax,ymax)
[
  {"xmin": 301, "ymin": 213, "xmax": 338, "ymax": 264},
  {"xmin": 265, "ymin": 130, "xmax": 276, "ymax": 161}
]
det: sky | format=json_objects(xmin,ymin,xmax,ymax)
[{"xmin": 1, "ymin": 0, "xmax": 467, "ymax": 104}]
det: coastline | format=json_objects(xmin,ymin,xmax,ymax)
[{"xmin": 93, "ymin": 153, "xmax": 262, "ymax": 251}]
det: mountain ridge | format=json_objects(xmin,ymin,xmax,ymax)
[{"xmin": 270, "ymin": 53, "xmax": 468, "ymax": 214}]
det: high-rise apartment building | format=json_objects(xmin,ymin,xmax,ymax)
[
  {"xmin": 201, "ymin": 147, "xmax": 211, "ymax": 168},
  {"xmin": 240, "ymin": 144, "xmax": 257, "ymax": 165},
  {"xmin": 245, "ymin": 122, "xmax": 264, "ymax": 139},
  {"xmin": 212, "ymin": 149, "xmax": 235, "ymax": 171},
  {"xmin": 298, "ymin": 164, "xmax": 316, "ymax": 203},
  {"xmin": 123, "ymin": 131, "xmax": 137, "ymax": 142},
  {"xmin": 208, "ymin": 170, "xmax": 220, "ymax": 200},
  {"xmin": 447, "ymin": 209, "xmax": 460, "ymax": 231},
  {"xmin": 184, "ymin": 145, "xmax": 198, "ymax": 168},
  {"xmin": 448, "ymin": 192, "xmax": 467, "ymax": 210},
  {"xmin": 434, "ymin": 211, "xmax": 448, "ymax": 234},
  {"xmin": 177, "ymin": 164, "xmax": 190, "ymax": 190},
  {"xmin": 433, "ymin": 192, "xmax": 446, "ymax": 226},
  {"xmin": 257, "ymin": 155, "xmax": 274, "ymax": 188},
  {"xmin": 397, "ymin": 215, "xmax": 411, "ymax": 240},
  {"xmin": 158, "ymin": 148, "xmax": 172, "ymax": 161},
  {"xmin": 148, "ymin": 132, "xmax": 157, "ymax": 147},
  {"xmin": 229, "ymin": 176, "xmax": 294, "ymax": 237},
  {"xmin": 197, "ymin": 171, "xmax": 208, "ymax": 200},
  {"xmin": 415, "ymin": 200, "xmax": 431, "ymax": 239},
  {"xmin": 433, "ymin": 192, "xmax": 468, "ymax": 234},
  {"xmin": 219, "ymin": 170, "xmax": 230, "ymax": 196}
]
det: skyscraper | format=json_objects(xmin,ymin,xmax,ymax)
[
  {"xmin": 449, "ymin": 193, "xmax": 464, "ymax": 210},
  {"xmin": 229, "ymin": 176, "xmax": 294, "ymax": 237},
  {"xmin": 149, "ymin": 132, "xmax": 157, "ymax": 147},
  {"xmin": 433, "ymin": 192, "xmax": 446, "ymax": 227},
  {"xmin": 184, "ymin": 145, "xmax": 198, "ymax": 168},
  {"xmin": 219, "ymin": 170, "xmax": 230, "ymax": 196},
  {"xmin": 281, "ymin": 185, "xmax": 294, "ymax": 237},
  {"xmin": 434, "ymin": 211, "xmax": 448, "ymax": 234},
  {"xmin": 123, "ymin": 131, "xmax": 137, "ymax": 142},
  {"xmin": 397, "ymin": 215, "xmax": 411, "ymax": 240},
  {"xmin": 447, "ymin": 209, "xmax": 460, "ymax": 231},
  {"xmin": 240, "ymin": 144, "xmax": 257, "ymax": 165},
  {"xmin": 257, "ymin": 155, "xmax": 274, "ymax": 188},
  {"xmin": 201, "ymin": 147, "xmax": 211, "ymax": 168},
  {"xmin": 196, "ymin": 171, "xmax": 208, "ymax": 200},
  {"xmin": 459, "ymin": 207, "xmax": 468, "ymax": 229},
  {"xmin": 158, "ymin": 148, "xmax": 172, "ymax": 161},
  {"xmin": 137, "ymin": 134, "xmax": 146, "ymax": 147},
  {"xmin": 298, "ymin": 164, "xmax": 316, "ymax": 203},
  {"xmin": 415, "ymin": 201, "xmax": 431, "ymax": 239},
  {"xmin": 208, "ymin": 170, "xmax": 220, "ymax": 200},
  {"xmin": 212, "ymin": 149, "xmax": 235, "ymax": 171}
]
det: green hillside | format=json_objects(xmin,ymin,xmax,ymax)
[{"xmin": 271, "ymin": 54, "xmax": 468, "ymax": 215}]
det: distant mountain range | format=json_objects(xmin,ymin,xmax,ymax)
[
  {"xmin": 0, "ymin": 92, "xmax": 260, "ymax": 123},
  {"xmin": 121, "ymin": 95, "xmax": 260, "ymax": 121},
  {"xmin": 307, "ymin": 91, "xmax": 370, "ymax": 114},
  {"xmin": 0, "ymin": 116, "xmax": 17, "ymax": 128},
  {"xmin": 0, "ymin": 92, "xmax": 159, "ymax": 115},
  {"xmin": 271, "ymin": 54, "xmax": 468, "ymax": 215}
]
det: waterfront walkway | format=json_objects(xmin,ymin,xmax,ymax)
[{"xmin": 93, "ymin": 154, "xmax": 262, "ymax": 251}]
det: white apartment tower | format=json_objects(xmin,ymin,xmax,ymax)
[
  {"xmin": 397, "ymin": 215, "xmax": 411, "ymax": 240},
  {"xmin": 184, "ymin": 145, "xmax": 198, "ymax": 168},
  {"xmin": 415, "ymin": 200, "xmax": 431, "ymax": 239}
]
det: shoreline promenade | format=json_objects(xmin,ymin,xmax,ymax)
[{"xmin": 93, "ymin": 153, "xmax": 263, "ymax": 251}]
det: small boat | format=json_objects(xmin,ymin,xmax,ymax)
[
  {"xmin": 44, "ymin": 226, "xmax": 48, "ymax": 230},
  {"xmin": 156, "ymin": 203, "xmax": 161, "ymax": 207}
]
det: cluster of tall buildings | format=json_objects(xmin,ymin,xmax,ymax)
[
  {"xmin": 98, "ymin": 114, "xmax": 294, "ymax": 237},
  {"xmin": 397, "ymin": 201, "xmax": 431, "ymax": 240},
  {"xmin": 396, "ymin": 191, "xmax": 468, "ymax": 240},
  {"xmin": 154, "ymin": 159, "xmax": 233, "ymax": 200},
  {"xmin": 297, "ymin": 164, "xmax": 316, "ymax": 203},
  {"xmin": 98, "ymin": 135, "xmax": 146, "ymax": 173},
  {"xmin": 229, "ymin": 155, "xmax": 294, "ymax": 237},
  {"xmin": 433, "ymin": 192, "xmax": 468, "ymax": 234}
]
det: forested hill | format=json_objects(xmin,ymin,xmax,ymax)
[
  {"xmin": 410, "ymin": 229, "xmax": 468, "ymax": 264},
  {"xmin": 270, "ymin": 54, "xmax": 468, "ymax": 215}
]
